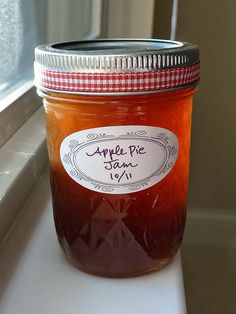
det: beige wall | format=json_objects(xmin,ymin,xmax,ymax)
[
  {"xmin": 154, "ymin": 0, "xmax": 236, "ymax": 209},
  {"xmin": 175, "ymin": 0, "xmax": 236, "ymax": 209},
  {"xmin": 106, "ymin": 0, "xmax": 155, "ymax": 38}
]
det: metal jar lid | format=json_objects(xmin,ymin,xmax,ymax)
[{"xmin": 34, "ymin": 39, "xmax": 200, "ymax": 95}]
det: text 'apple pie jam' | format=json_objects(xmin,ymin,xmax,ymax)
[{"xmin": 34, "ymin": 39, "xmax": 200, "ymax": 277}]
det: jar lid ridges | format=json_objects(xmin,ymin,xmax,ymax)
[{"xmin": 34, "ymin": 39, "xmax": 200, "ymax": 94}]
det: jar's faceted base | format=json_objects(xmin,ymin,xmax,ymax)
[
  {"xmin": 58, "ymin": 235, "xmax": 181, "ymax": 278},
  {"xmin": 66, "ymin": 255, "xmax": 173, "ymax": 278}
]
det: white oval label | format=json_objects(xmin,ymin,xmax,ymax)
[{"xmin": 60, "ymin": 126, "xmax": 178, "ymax": 194}]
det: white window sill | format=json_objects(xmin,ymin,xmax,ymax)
[
  {"xmin": 0, "ymin": 82, "xmax": 41, "ymax": 147},
  {"xmin": 0, "ymin": 106, "xmax": 48, "ymax": 245},
  {"xmin": 0, "ymin": 170, "xmax": 187, "ymax": 314}
]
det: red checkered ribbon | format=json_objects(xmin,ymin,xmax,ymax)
[{"xmin": 38, "ymin": 62, "xmax": 200, "ymax": 93}]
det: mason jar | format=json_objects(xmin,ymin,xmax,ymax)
[{"xmin": 34, "ymin": 39, "xmax": 200, "ymax": 277}]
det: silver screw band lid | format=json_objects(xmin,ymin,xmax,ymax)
[{"xmin": 34, "ymin": 39, "xmax": 200, "ymax": 94}]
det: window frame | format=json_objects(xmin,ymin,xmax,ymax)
[
  {"xmin": 0, "ymin": 0, "xmax": 104, "ymax": 246},
  {"xmin": 0, "ymin": 0, "xmax": 103, "ymax": 145},
  {"xmin": 0, "ymin": 82, "xmax": 38, "ymax": 148}
]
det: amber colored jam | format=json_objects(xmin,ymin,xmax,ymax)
[{"xmin": 42, "ymin": 88, "xmax": 195, "ymax": 277}]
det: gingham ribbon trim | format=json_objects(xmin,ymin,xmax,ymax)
[{"xmin": 37, "ymin": 62, "xmax": 200, "ymax": 93}]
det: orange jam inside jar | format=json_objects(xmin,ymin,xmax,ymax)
[{"xmin": 34, "ymin": 39, "xmax": 200, "ymax": 277}]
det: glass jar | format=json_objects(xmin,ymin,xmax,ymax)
[{"xmin": 34, "ymin": 39, "xmax": 200, "ymax": 277}]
